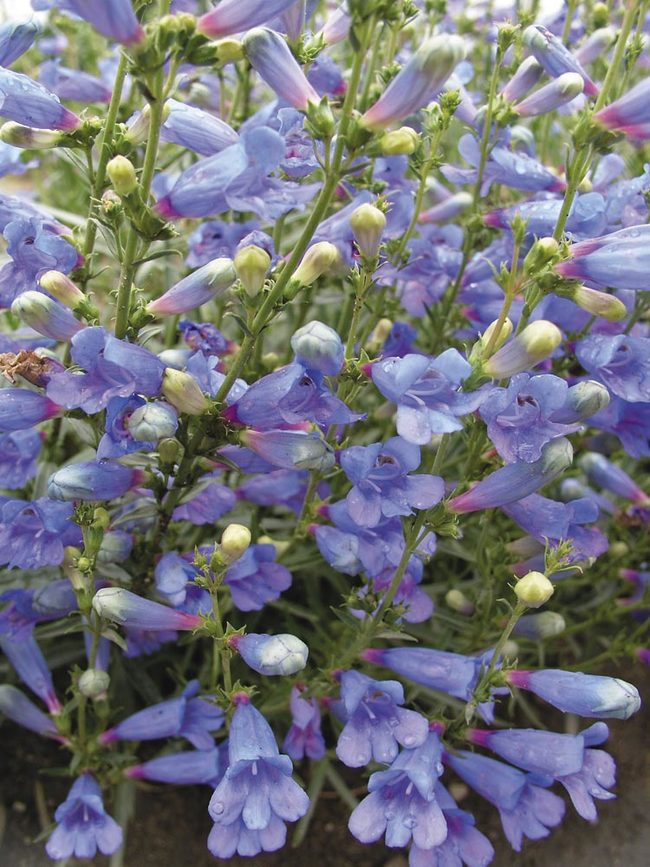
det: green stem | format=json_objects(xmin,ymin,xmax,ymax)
[
  {"xmin": 210, "ymin": 583, "xmax": 232, "ymax": 693},
  {"xmin": 114, "ymin": 67, "xmax": 165, "ymax": 339},
  {"xmin": 593, "ymin": 0, "xmax": 640, "ymax": 112}
]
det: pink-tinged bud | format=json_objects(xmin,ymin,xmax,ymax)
[
  {"xmin": 514, "ymin": 571, "xmax": 555, "ymax": 608},
  {"xmin": 0, "ymin": 122, "xmax": 63, "ymax": 149},
  {"xmin": 448, "ymin": 438, "xmax": 573, "ymax": 514},
  {"xmin": 418, "ymin": 192, "xmax": 473, "ymax": 224},
  {"xmin": 514, "ymin": 72, "xmax": 584, "ymax": 117},
  {"xmin": 197, "ymin": 0, "xmax": 298, "ymax": 38},
  {"xmin": 349, "ymin": 203, "xmax": 386, "ymax": 258},
  {"xmin": 501, "ymin": 56, "xmax": 542, "ymax": 103},
  {"xmin": 579, "ymin": 452, "xmax": 649, "ymax": 505},
  {"xmin": 39, "ymin": 270, "xmax": 85, "ymax": 309},
  {"xmin": 162, "ymin": 368, "xmax": 210, "ymax": 416},
  {"xmin": 11, "ymin": 291, "xmax": 84, "ymax": 340},
  {"xmin": 523, "ymin": 24, "xmax": 599, "ymax": 97},
  {"xmin": 320, "ymin": 6, "xmax": 351, "ymax": 45},
  {"xmin": 575, "ymin": 27, "xmax": 616, "ymax": 66},
  {"xmin": 569, "ymin": 285, "xmax": 627, "ymax": 321},
  {"xmin": 483, "ymin": 321, "xmax": 562, "ymax": 378},
  {"xmin": 92, "ymin": 587, "xmax": 202, "ymax": 631},
  {"xmin": 147, "ymin": 258, "xmax": 236, "ymax": 315},
  {"xmin": 361, "ymin": 35, "xmax": 466, "ymax": 131},
  {"xmin": 594, "ymin": 76, "xmax": 650, "ymax": 134},
  {"xmin": 242, "ymin": 27, "xmax": 319, "ymax": 112},
  {"xmin": 506, "ymin": 669, "xmax": 641, "ymax": 719},
  {"xmin": 0, "ymin": 389, "xmax": 61, "ymax": 432},
  {"xmin": 241, "ymin": 428, "xmax": 335, "ymax": 472}
]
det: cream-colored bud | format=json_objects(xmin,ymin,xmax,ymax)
[
  {"xmin": 220, "ymin": 523, "xmax": 252, "ymax": 564},
  {"xmin": 39, "ymin": 270, "xmax": 85, "ymax": 309},
  {"xmin": 377, "ymin": 126, "xmax": 420, "ymax": 155},
  {"xmin": 350, "ymin": 203, "xmax": 386, "ymax": 258},
  {"xmin": 514, "ymin": 571, "xmax": 555, "ymax": 608},
  {"xmin": 107, "ymin": 155, "xmax": 138, "ymax": 196},
  {"xmin": 161, "ymin": 368, "xmax": 210, "ymax": 415},
  {"xmin": 234, "ymin": 245, "xmax": 271, "ymax": 297}
]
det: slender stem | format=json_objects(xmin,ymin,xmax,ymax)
[
  {"xmin": 593, "ymin": 0, "xmax": 639, "ymax": 112},
  {"xmin": 114, "ymin": 67, "xmax": 165, "ymax": 339},
  {"xmin": 210, "ymin": 584, "xmax": 232, "ymax": 693},
  {"xmin": 482, "ymin": 233, "xmax": 521, "ymax": 357},
  {"xmin": 81, "ymin": 52, "xmax": 128, "ymax": 279}
]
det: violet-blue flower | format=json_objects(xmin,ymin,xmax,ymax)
[
  {"xmin": 0, "ymin": 497, "xmax": 81, "ymax": 569},
  {"xmin": 45, "ymin": 774, "xmax": 123, "ymax": 861},
  {"xmin": 283, "ymin": 685, "xmax": 325, "ymax": 761},
  {"xmin": 335, "ymin": 669, "xmax": 429, "ymax": 768},
  {"xmin": 207, "ymin": 696, "xmax": 309, "ymax": 858},
  {"xmin": 125, "ymin": 746, "xmax": 226, "ymax": 787},
  {"xmin": 225, "ymin": 543, "xmax": 292, "ymax": 611},
  {"xmin": 0, "ymin": 67, "xmax": 80, "ymax": 130},
  {"xmin": 506, "ymin": 669, "xmax": 641, "ymax": 719}
]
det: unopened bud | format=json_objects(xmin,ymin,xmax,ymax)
[
  {"xmin": 219, "ymin": 523, "xmax": 251, "ymax": 565},
  {"xmin": 368, "ymin": 318, "xmax": 393, "ymax": 348},
  {"xmin": 377, "ymin": 126, "xmax": 420, "ymax": 155},
  {"xmin": 445, "ymin": 589, "xmax": 475, "ymax": 615},
  {"xmin": 127, "ymin": 401, "xmax": 178, "ymax": 441},
  {"xmin": 78, "ymin": 668, "xmax": 110, "ymax": 699},
  {"xmin": 101, "ymin": 189, "xmax": 123, "ymax": 216},
  {"xmin": 570, "ymin": 285, "xmax": 627, "ymax": 321},
  {"xmin": 39, "ymin": 270, "xmax": 85, "ymax": 309},
  {"xmin": 469, "ymin": 317, "xmax": 513, "ymax": 363},
  {"xmin": 158, "ymin": 437, "xmax": 182, "ymax": 465},
  {"xmin": 232, "ymin": 632, "xmax": 309, "ymax": 676},
  {"xmin": 215, "ymin": 38, "xmax": 245, "ymax": 63},
  {"xmin": 513, "ymin": 611, "xmax": 566, "ymax": 639},
  {"xmin": 551, "ymin": 379, "xmax": 610, "ymax": 423},
  {"xmin": 161, "ymin": 368, "xmax": 210, "ymax": 415},
  {"xmin": 288, "ymin": 242, "xmax": 340, "ymax": 294},
  {"xmin": 11, "ymin": 291, "xmax": 83, "ymax": 341},
  {"xmin": 234, "ymin": 244, "xmax": 271, "ymax": 297},
  {"xmin": 523, "ymin": 236, "xmax": 560, "ymax": 273},
  {"xmin": 0, "ymin": 121, "xmax": 62, "ymax": 149},
  {"xmin": 107, "ymin": 155, "xmax": 138, "ymax": 196},
  {"xmin": 484, "ymin": 321, "xmax": 562, "ymax": 378},
  {"xmin": 350, "ymin": 203, "xmax": 386, "ymax": 259},
  {"xmin": 514, "ymin": 72, "xmax": 584, "ymax": 118},
  {"xmin": 291, "ymin": 320, "xmax": 344, "ymax": 375},
  {"xmin": 514, "ymin": 570, "xmax": 555, "ymax": 608}
]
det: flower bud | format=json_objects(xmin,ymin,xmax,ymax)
[
  {"xmin": 234, "ymin": 245, "xmax": 270, "ymax": 297},
  {"xmin": 513, "ymin": 611, "xmax": 566, "ymax": 640},
  {"xmin": 418, "ymin": 192, "xmax": 473, "ymax": 224},
  {"xmin": 445, "ymin": 589, "xmax": 475, "ymax": 616},
  {"xmin": 579, "ymin": 452, "xmax": 649, "ymax": 504},
  {"xmin": 48, "ymin": 461, "xmax": 143, "ymax": 501},
  {"xmin": 232, "ymin": 632, "xmax": 309, "ymax": 676},
  {"xmin": 11, "ymin": 291, "xmax": 83, "ymax": 340},
  {"xmin": 569, "ymin": 285, "xmax": 627, "ymax": 321},
  {"xmin": 507, "ymin": 668, "xmax": 641, "ymax": 719},
  {"xmin": 242, "ymin": 27, "xmax": 319, "ymax": 112},
  {"xmin": 377, "ymin": 126, "xmax": 420, "ymax": 155},
  {"xmin": 92, "ymin": 587, "xmax": 202, "ymax": 631},
  {"xmin": 522, "ymin": 236, "xmax": 560, "ymax": 273},
  {"xmin": 514, "ymin": 571, "xmax": 555, "ymax": 608},
  {"xmin": 291, "ymin": 320, "xmax": 344, "ymax": 375},
  {"xmin": 469, "ymin": 317, "xmax": 513, "ymax": 363},
  {"xmin": 523, "ymin": 24, "xmax": 598, "ymax": 96},
  {"xmin": 550, "ymin": 380, "xmax": 610, "ymax": 423},
  {"xmin": 127, "ymin": 401, "xmax": 179, "ymax": 441},
  {"xmin": 162, "ymin": 368, "xmax": 210, "ymax": 416},
  {"xmin": 158, "ymin": 437, "xmax": 183, "ymax": 465},
  {"xmin": 349, "ymin": 203, "xmax": 386, "ymax": 258},
  {"xmin": 106, "ymin": 155, "xmax": 138, "ymax": 196},
  {"xmin": 360, "ymin": 35, "xmax": 466, "ymax": 130},
  {"xmin": 514, "ymin": 72, "xmax": 584, "ymax": 118},
  {"xmin": 0, "ymin": 121, "xmax": 63, "ymax": 149},
  {"xmin": 288, "ymin": 242, "xmax": 340, "ymax": 292},
  {"xmin": 484, "ymin": 321, "xmax": 562, "ymax": 378},
  {"xmin": 367, "ymin": 318, "xmax": 393, "ymax": 350},
  {"xmin": 219, "ymin": 523, "xmax": 252, "ymax": 565},
  {"xmin": 96, "ymin": 531, "xmax": 133, "ymax": 564},
  {"xmin": 501, "ymin": 56, "xmax": 542, "ymax": 103},
  {"xmin": 214, "ymin": 38, "xmax": 245, "ymax": 63},
  {"xmin": 198, "ymin": 0, "xmax": 297, "ymax": 38},
  {"xmin": 241, "ymin": 429, "xmax": 335, "ymax": 472},
  {"xmin": 39, "ymin": 270, "xmax": 85, "ymax": 309},
  {"xmin": 148, "ymin": 258, "xmax": 236, "ymax": 316},
  {"xmin": 78, "ymin": 668, "xmax": 110, "ymax": 699}
]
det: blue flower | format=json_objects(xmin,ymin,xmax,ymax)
[
  {"xmin": 283, "ymin": 685, "xmax": 325, "ymax": 761},
  {"xmin": 576, "ymin": 334, "xmax": 650, "ymax": 403},
  {"xmin": 348, "ymin": 732, "xmax": 447, "ymax": 850},
  {"xmin": 161, "ymin": 99, "xmax": 240, "ymax": 156},
  {"xmin": 0, "ymin": 429, "xmax": 42, "ymax": 488},
  {"xmin": 445, "ymin": 750, "xmax": 565, "ymax": 852},
  {"xmin": 334, "ymin": 670, "xmax": 429, "ymax": 768},
  {"xmin": 207, "ymin": 697, "xmax": 309, "ymax": 858},
  {"xmin": 61, "ymin": 0, "xmax": 144, "ymax": 45},
  {"xmin": 0, "ymin": 497, "xmax": 81, "ymax": 568},
  {"xmin": 0, "ymin": 684, "xmax": 61, "ymax": 740},
  {"xmin": 46, "ymin": 774, "xmax": 123, "ymax": 860},
  {"xmin": 39, "ymin": 59, "xmax": 112, "ymax": 103},
  {"xmin": 126, "ymin": 746, "xmax": 226, "ymax": 787},
  {"xmin": 172, "ymin": 472, "xmax": 237, "ymax": 525},
  {"xmin": 0, "ymin": 67, "xmax": 80, "ymax": 130},
  {"xmin": 100, "ymin": 680, "xmax": 223, "ymax": 750},
  {"xmin": 340, "ymin": 436, "xmax": 444, "ymax": 527},
  {"xmin": 506, "ymin": 669, "xmax": 641, "ymax": 719},
  {"xmin": 225, "ymin": 544, "xmax": 292, "ymax": 612},
  {"xmin": 0, "ymin": 20, "xmax": 38, "ymax": 67},
  {"xmin": 370, "ymin": 351, "xmax": 485, "ymax": 444}
]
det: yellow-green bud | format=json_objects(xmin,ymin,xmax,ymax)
[
  {"xmin": 514, "ymin": 571, "xmax": 555, "ymax": 608},
  {"xmin": 234, "ymin": 244, "xmax": 271, "ymax": 297},
  {"xmin": 215, "ymin": 38, "xmax": 245, "ymax": 63},
  {"xmin": 287, "ymin": 241, "xmax": 340, "ymax": 295},
  {"xmin": 485, "ymin": 321, "xmax": 562, "ymax": 378},
  {"xmin": 469, "ymin": 317, "xmax": 513, "ymax": 363},
  {"xmin": 63, "ymin": 546, "xmax": 86, "ymax": 591},
  {"xmin": 158, "ymin": 437, "xmax": 183, "ymax": 465},
  {"xmin": 377, "ymin": 126, "xmax": 420, "ymax": 155},
  {"xmin": 571, "ymin": 286, "xmax": 627, "ymax": 322},
  {"xmin": 261, "ymin": 352, "xmax": 280, "ymax": 370},
  {"xmin": 107, "ymin": 155, "xmax": 138, "ymax": 196},
  {"xmin": 445, "ymin": 589, "xmax": 475, "ymax": 615},
  {"xmin": 609, "ymin": 541, "xmax": 629, "ymax": 559},
  {"xmin": 0, "ymin": 121, "xmax": 62, "ymax": 149},
  {"xmin": 219, "ymin": 523, "xmax": 252, "ymax": 564},
  {"xmin": 523, "ymin": 236, "xmax": 560, "ymax": 273},
  {"xmin": 162, "ymin": 368, "xmax": 210, "ymax": 415},
  {"xmin": 39, "ymin": 270, "xmax": 85, "ymax": 309},
  {"xmin": 350, "ymin": 203, "xmax": 387, "ymax": 259}
]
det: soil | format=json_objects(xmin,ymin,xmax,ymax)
[{"xmin": 1, "ymin": 665, "xmax": 648, "ymax": 867}]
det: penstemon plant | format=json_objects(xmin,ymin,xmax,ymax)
[{"xmin": 0, "ymin": 0, "xmax": 649, "ymax": 864}]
